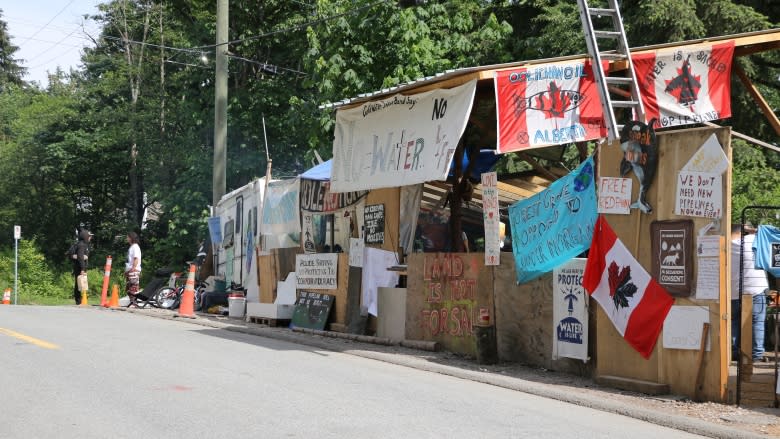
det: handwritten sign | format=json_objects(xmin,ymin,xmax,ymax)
[
  {"xmin": 331, "ymin": 80, "xmax": 477, "ymax": 192},
  {"xmin": 508, "ymin": 157, "xmax": 597, "ymax": 283},
  {"xmin": 695, "ymin": 257, "xmax": 720, "ymax": 300},
  {"xmin": 674, "ymin": 171, "xmax": 722, "ymax": 218},
  {"xmin": 291, "ymin": 291, "xmax": 334, "ymax": 330},
  {"xmin": 295, "ymin": 253, "xmax": 338, "ymax": 290},
  {"xmin": 481, "ymin": 172, "xmax": 500, "ymax": 266},
  {"xmin": 598, "ymin": 177, "xmax": 632, "ymax": 215},
  {"xmin": 364, "ymin": 204, "xmax": 386, "ymax": 244},
  {"xmin": 663, "ymin": 306, "xmax": 711, "ymax": 351},
  {"xmin": 682, "ymin": 133, "xmax": 729, "ymax": 175}
]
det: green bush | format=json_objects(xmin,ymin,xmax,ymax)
[{"xmin": 0, "ymin": 239, "xmax": 123, "ymax": 305}]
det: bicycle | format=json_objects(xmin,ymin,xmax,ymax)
[{"xmin": 154, "ymin": 262, "xmax": 208, "ymax": 310}]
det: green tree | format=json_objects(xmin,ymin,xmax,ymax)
[{"xmin": 0, "ymin": 9, "xmax": 27, "ymax": 88}]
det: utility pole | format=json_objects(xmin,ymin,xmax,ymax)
[{"xmin": 213, "ymin": 0, "xmax": 228, "ymax": 205}]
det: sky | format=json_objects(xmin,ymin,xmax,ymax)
[{"xmin": 2, "ymin": 1, "xmax": 103, "ymax": 86}]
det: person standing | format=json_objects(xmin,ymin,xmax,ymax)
[
  {"xmin": 125, "ymin": 232, "xmax": 142, "ymax": 307},
  {"xmin": 71, "ymin": 229, "xmax": 92, "ymax": 305},
  {"xmin": 731, "ymin": 224, "xmax": 769, "ymax": 363}
]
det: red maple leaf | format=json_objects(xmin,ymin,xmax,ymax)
[
  {"xmin": 535, "ymin": 81, "xmax": 571, "ymax": 119},
  {"xmin": 607, "ymin": 261, "xmax": 631, "ymax": 297}
]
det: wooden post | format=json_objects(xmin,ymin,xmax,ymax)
[{"xmin": 694, "ymin": 323, "xmax": 711, "ymax": 402}]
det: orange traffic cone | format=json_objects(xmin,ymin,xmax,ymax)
[
  {"xmin": 177, "ymin": 264, "xmax": 197, "ymax": 318},
  {"xmin": 80, "ymin": 290, "xmax": 88, "ymax": 306},
  {"xmin": 2, "ymin": 288, "xmax": 10, "ymax": 305},
  {"xmin": 100, "ymin": 256, "xmax": 113, "ymax": 307},
  {"xmin": 108, "ymin": 284, "xmax": 119, "ymax": 308}
]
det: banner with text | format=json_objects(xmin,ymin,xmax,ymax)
[
  {"xmin": 330, "ymin": 80, "xmax": 477, "ymax": 193},
  {"xmin": 553, "ymin": 258, "xmax": 589, "ymax": 361},
  {"xmin": 300, "ymin": 178, "xmax": 367, "ymax": 213},
  {"xmin": 495, "ymin": 61, "xmax": 607, "ymax": 153},
  {"xmin": 509, "ymin": 157, "xmax": 598, "ymax": 283},
  {"xmin": 633, "ymin": 41, "xmax": 734, "ymax": 128}
]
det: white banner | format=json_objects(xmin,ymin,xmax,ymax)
[
  {"xmin": 330, "ymin": 80, "xmax": 477, "ymax": 192},
  {"xmin": 261, "ymin": 178, "xmax": 301, "ymax": 238},
  {"xmin": 552, "ymin": 258, "xmax": 588, "ymax": 361}
]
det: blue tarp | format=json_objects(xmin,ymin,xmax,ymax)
[{"xmin": 299, "ymin": 149, "xmax": 499, "ymax": 182}]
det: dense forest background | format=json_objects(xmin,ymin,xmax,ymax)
[{"xmin": 0, "ymin": 0, "xmax": 777, "ymax": 286}]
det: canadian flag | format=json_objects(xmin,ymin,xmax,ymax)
[
  {"xmin": 494, "ymin": 60, "xmax": 607, "ymax": 153},
  {"xmin": 583, "ymin": 216, "xmax": 674, "ymax": 359},
  {"xmin": 633, "ymin": 41, "xmax": 734, "ymax": 129}
]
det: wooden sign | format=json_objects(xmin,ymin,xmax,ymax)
[
  {"xmin": 364, "ymin": 204, "xmax": 385, "ymax": 244},
  {"xmin": 291, "ymin": 291, "xmax": 334, "ymax": 330},
  {"xmin": 650, "ymin": 220, "xmax": 693, "ymax": 297}
]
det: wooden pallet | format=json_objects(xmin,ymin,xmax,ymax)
[{"xmin": 248, "ymin": 316, "xmax": 290, "ymax": 327}]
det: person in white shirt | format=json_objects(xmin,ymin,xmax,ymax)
[
  {"xmin": 730, "ymin": 224, "xmax": 768, "ymax": 362},
  {"xmin": 125, "ymin": 232, "xmax": 142, "ymax": 307}
]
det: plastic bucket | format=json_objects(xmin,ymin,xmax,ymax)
[{"xmin": 227, "ymin": 293, "xmax": 245, "ymax": 319}]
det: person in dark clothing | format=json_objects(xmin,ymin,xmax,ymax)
[{"xmin": 71, "ymin": 229, "xmax": 92, "ymax": 305}]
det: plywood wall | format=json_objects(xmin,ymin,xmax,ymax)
[
  {"xmin": 597, "ymin": 126, "xmax": 730, "ymax": 401},
  {"xmin": 494, "ymin": 256, "xmax": 593, "ymax": 376},
  {"xmin": 258, "ymin": 247, "xmax": 302, "ymax": 303},
  {"xmin": 296, "ymin": 252, "xmax": 351, "ymax": 331}
]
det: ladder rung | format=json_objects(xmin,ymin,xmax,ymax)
[
  {"xmin": 605, "ymin": 77, "xmax": 633, "ymax": 85},
  {"xmin": 600, "ymin": 52, "xmax": 627, "ymax": 60},
  {"xmin": 594, "ymin": 30, "xmax": 621, "ymax": 39},
  {"xmin": 588, "ymin": 8, "xmax": 617, "ymax": 16},
  {"xmin": 612, "ymin": 100, "xmax": 641, "ymax": 108}
]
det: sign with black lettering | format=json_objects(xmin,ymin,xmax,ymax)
[
  {"xmin": 651, "ymin": 220, "xmax": 693, "ymax": 297},
  {"xmin": 299, "ymin": 179, "xmax": 367, "ymax": 213},
  {"xmin": 291, "ymin": 291, "xmax": 334, "ymax": 330},
  {"xmin": 296, "ymin": 253, "xmax": 338, "ymax": 289},
  {"xmin": 364, "ymin": 204, "xmax": 385, "ymax": 244}
]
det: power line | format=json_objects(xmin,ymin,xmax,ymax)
[{"xmin": 15, "ymin": 0, "xmax": 76, "ymax": 48}]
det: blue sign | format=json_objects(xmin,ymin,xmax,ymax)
[{"xmin": 509, "ymin": 156, "xmax": 597, "ymax": 283}]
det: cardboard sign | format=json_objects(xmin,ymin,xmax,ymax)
[
  {"xmin": 295, "ymin": 253, "xmax": 338, "ymax": 290},
  {"xmin": 663, "ymin": 306, "xmax": 710, "ymax": 351},
  {"xmin": 598, "ymin": 177, "xmax": 632, "ymax": 215},
  {"xmin": 651, "ymin": 220, "xmax": 693, "ymax": 297},
  {"xmin": 683, "ymin": 133, "xmax": 729, "ymax": 175},
  {"xmin": 674, "ymin": 171, "xmax": 723, "ymax": 218},
  {"xmin": 364, "ymin": 204, "xmax": 386, "ymax": 244}
]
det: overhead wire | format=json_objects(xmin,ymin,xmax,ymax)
[{"xmin": 15, "ymin": 0, "xmax": 76, "ymax": 48}]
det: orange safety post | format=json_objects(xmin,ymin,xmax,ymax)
[
  {"xmin": 2, "ymin": 288, "xmax": 10, "ymax": 305},
  {"xmin": 100, "ymin": 256, "xmax": 113, "ymax": 307},
  {"xmin": 108, "ymin": 284, "xmax": 119, "ymax": 308},
  {"xmin": 177, "ymin": 263, "xmax": 197, "ymax": 318}
]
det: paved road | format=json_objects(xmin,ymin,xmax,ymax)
[{"xmin": 0, "ymin": 306, "xmax": 706, "ymax": 439}]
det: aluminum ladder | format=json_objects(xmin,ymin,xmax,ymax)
[{"xmin": 577, "ymin": 0, "xmax": 645, "ymax": 141}]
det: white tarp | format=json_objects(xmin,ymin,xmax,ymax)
[{"xmin": 330, "ymin": 80, "xmax": 477, "ymax": 193}]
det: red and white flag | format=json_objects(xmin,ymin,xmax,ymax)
[
  {"xmin": 633, "ymin": 41, "xmax": 734, "ymax": 128},
  {"xmin": 583, "ymin": 216, "xmax": 674, "ymax": 359},
  {"xmin": 495, "ymin": 61, "xmax": 607, "ymax": 153}
]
